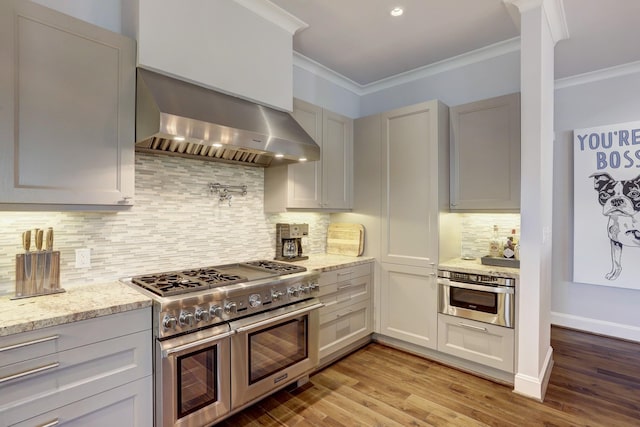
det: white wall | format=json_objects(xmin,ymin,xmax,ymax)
[
  {"xmin": 32, "ymin": 0, "xmax": 121, "ymax": 32},
  {"xmin": 552, "ymin": 69, "xmax": 640, "ymax": 341},
  {"xmin": 292, "ymin": 64, "xmax": 360, "ymax": 118}
]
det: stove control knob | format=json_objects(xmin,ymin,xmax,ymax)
[
  {"xmin": 249, "ymin": 294, "xmax": 262, "ymax": 308},
  {"xmin": 209, "ymin": 305, "xmax": 223, "ymax": 318},
  {"xmin": 224, "ymin": 302, "xmax": 237, "ymax": 314},
  {"xmin": 271, "ymin": 290, "xmax": 284, "ymax": 301},
  {"xmin": 162, "ymin": 315, "xmax": 177, "ymax": 330},
  {"xmin": 288, "ymin": 286, "xmax": 301, "ymax": 297},
  {"xmin": 179, "ymin": 311, "xmax": 195, "ymax": 327},
  {"xmin": 195, "ymin": 308, "xmax": 210, "ymax": 323},
  {"xmin": 309, "ymin": 283, "xmax": 319, "ymax": 292}
]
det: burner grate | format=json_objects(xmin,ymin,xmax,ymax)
[
  {"xmin": 245, "ymin": 260, "xmax": 307, "ymax": 274},
  {"xmin": 180, "ymin": 268, "xmax": 247, "ymax": 285},
  {"xmin": 131, "ymin": 273, "xmax": 208, "ymax": 296}
]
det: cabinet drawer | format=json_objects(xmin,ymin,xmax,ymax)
[
  {"xmin": 437, "ymin": 314, "xmax": 514, "ymax": 373},
  {"xmin": 318, "ymin": 263, "xmax": 372, "ymax": 296},
  {"xmin": 319, "ymin": 273, "xmax": 371, "ymax": 312},
  {"xmin": 0, "ymin": 309, "xmax": 151, "ymax": 368},
  {"xmin": 11, "ymin": 376, "xmax": 152, "ymax": 427},
  {"xmin": 0, "ymin": 330, "xmax": 151, "ymax": 425},
  {"xmin": 319, "ymin": 300, "xmax": 371, "ymax": 360}
]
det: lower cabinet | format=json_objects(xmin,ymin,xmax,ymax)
[
  {"xmin": 379, "ymin": 263, "xmax": 438, "ymax": 350},
  {"xmin": 437, "ymin": 313, "xmax": 515, "ymax": 373},
  {"xmin": 317, "ymin": 263, "xmax": 373, "ymax": 365},
  {"xmin": 0, "ymin": 308, "xmax": 152, "ymax": 426}
]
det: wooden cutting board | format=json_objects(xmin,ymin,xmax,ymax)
[{"xmin": 327, "ymin": 223, "xmax": 364, "ymax": 256}]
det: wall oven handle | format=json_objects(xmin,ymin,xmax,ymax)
[
  {"xmin": 235, "ymin": 302, "xmax": 324, "ymax": 333},
  {"xmin": 162, "ymin": 330, "xmax": 235, "ymax": 358},
  {"xmin": 439, "ymin": 279, "xmax": 514, "ymax": 294}
]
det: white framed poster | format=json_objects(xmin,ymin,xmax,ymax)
[{"xmin": 573, "ymin": 120, "xmax": 640, "ymax": 289}]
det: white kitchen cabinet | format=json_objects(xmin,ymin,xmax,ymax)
[
  {"xmin": 265, "ymin": 99, "xmax": 353, "ymax": 212},
  {"xmin": 449, "ymin": 92, "xmax": 521, "ymax": 211},
  {"xmin": 437, "ymin": 313, "xmax": 515, "ymax": 373},
  {"xmin": 0, "ymin": 308, "xmax": 152, "ymax": 426},
  {"xmin": 379, "ymin": 263, "xmax": 438, "ymax": 349},
  {"xmin": 123, "ymin": 0, "xmax": 303, "ymax": 112},
  {"xmin": 0, "ymin": 0, "xmax": 135, "ymax": 207},
  {"xmin": 317, "ymin": 263, "xmax": 373, "ymax": 365}
]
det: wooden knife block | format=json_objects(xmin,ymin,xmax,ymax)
[{"xmin": 14, "ymin": 251, "xmax": 63, "ymax": 299}]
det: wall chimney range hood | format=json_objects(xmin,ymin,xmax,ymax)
[{"xmin": 135, "ymin": 68, "xmax": 320, "ymax": 167}]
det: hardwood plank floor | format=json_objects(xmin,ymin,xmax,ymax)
[{"xmin": 217, "ymin": 327, "xmax": 640, "ymax": 426}]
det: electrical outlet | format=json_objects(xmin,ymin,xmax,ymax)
[{"xmin": 75, "ymin": 248, "xmax": 91, "ymax": 268}]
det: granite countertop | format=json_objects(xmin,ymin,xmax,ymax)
[
  {"xmin": 294, "ymin": 253, "xmax": 374, "ymax": 272},
  {"xmin": 439, "ymin": 257, "xmax": 520, "ymax": 279},
  {"xmin": 0, "ymin": 282, "xmax": 152, "ymax": 337}
]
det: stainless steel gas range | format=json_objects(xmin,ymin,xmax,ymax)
[{"xmin": 122, "ymin": 260, "xmax": 322, "ymax": 427}]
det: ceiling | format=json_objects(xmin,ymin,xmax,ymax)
[{"xmin": 270, "ymin": 0, "xmax": 640, "ymax": 87}]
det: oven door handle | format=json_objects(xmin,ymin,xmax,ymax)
[
  {"xmin": 161, "ymin": 330, "xmax": 235, "ymax": 358},
  {"xmin": 439, "ymin": 279, "xmax": 514, "ymax": 294},
  {"xmin": 234, "ymin": 302, "xmax": 324, "ymax": 333}
]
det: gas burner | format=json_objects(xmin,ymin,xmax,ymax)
[
  {"xmin": 131, "ymin": 273, "xmax": 208, "ymax": 297},
  {"xmin": 245, "ymin": 260, "xmax": 307, "ymax": 274},
  {"xmin": 180, "ymin": 268, "xmax": 247, "ymax": 286}
]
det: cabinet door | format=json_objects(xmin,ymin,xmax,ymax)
[
  {"xmin": 381, "ymin": 101, "xmax": 441, "ymax": 268},
  {"xmin": 0, "ymin": 1, "xmax": 135, "ymax": 206},
  {"xmin": 322, "ymin": 109, "xmax": 353, "ymax": 209},
  {"xmin": 379, "ymin": 263, "xmax": 438, "ymax": 349},
  {"xmin": 450, "ymin": 93, "xmax": 520, "ymax": 211},
  {"xmin": 287, "ymin": 99, "xmax": 323, "ymax": 208}
]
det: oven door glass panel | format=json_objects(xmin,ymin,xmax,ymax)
[
  {"xmin": 177, "ymin": 346, "xmax": 217, "ymax": 418},
  {"xmin": 450, "ymin": 287, "xmax": 498, "ymax": 314},
  {"xmin": 248, "ymin": 317, "xmax": 308, "ymax": 384}
]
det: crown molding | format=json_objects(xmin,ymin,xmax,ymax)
[
  {"xmin": 234, "ymin": 0, "xmax": 308, "ymax": 34},
  {"xmin": 294, "ymin": 37, "xmax": 521, "ymax": 96},
  {"xmin": 554, "ymin": 60, "xmax": 640, "ymax": 90}
]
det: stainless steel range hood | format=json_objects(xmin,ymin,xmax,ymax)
[{"xmin": 135, "ymin": 68, "xmax": 320, "ymax": 167}]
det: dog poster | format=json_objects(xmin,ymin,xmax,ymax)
[{"xmin": 573, "ymin": 120, "xmax": 640, "ymax": 290}]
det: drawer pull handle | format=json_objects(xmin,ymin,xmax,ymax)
[
  {"xmin": 38, "ymin": 420, "xmax": 60, "ymax": 427},
  {"xmin": 0, "ymin": 335, "xmax": 59, "ymax": 353},
  {"xmin": 458, "ymin": 322, "xmax": 488, "ymax": 332},
  {"xmin": 336, "ymin": 310, "xmax": 353, "ymax": 318},
  {"xmin": 337, "ymin": 271, "xmax": 353, "ymax": 277},
  {"xmin": 338, "ymin": 283, "xmax": 354, "ymax": 290},
  {"xmin": 0, "ymin": 362, "xmax": 60, "ymax": 384}
]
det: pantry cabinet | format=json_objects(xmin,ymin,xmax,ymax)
[
  {"xmin": 449, "ymin": 92, "xmax": 521, "ymax": 211},
  {"xmin": 265, "ymin": 99, "xmax": 353, "ymax": 212},
  {"xmin": 0, "ymin": 0, "xmax": 135, "ymax": 207},
  {"xmin": 0, "ymin": 309, "xmax": 152, "ymax": 426},
  {"xmin": 317, "ymin": 262, "xmax": 373, "ymax": 366}
]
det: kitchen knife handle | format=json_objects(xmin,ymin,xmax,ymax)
[
  {"xmin": 45, "ymin": 228, "xmax": 54, "ymax": 251},
  {"xmin": 35, "ymin": 229, "xmax": 44, "ymax": 251},
  {"xmin": 22, "ymin": 230, "xmax": 31, "ymax": 252}
]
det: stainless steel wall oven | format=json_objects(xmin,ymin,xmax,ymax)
[{"xmin": 437, "ymin": 270, "xmax": 515, "ymax": 328}]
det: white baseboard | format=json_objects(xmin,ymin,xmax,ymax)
[
  {"xmin": 551, "ymin": 312, "xmax": 640, "ymax": 342},
  {"xmin": 513, "ymin": 345, "xmax": 554, "ymax": 401}
]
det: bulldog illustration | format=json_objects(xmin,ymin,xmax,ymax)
[{"xmin": 590, "ymin": 172, "xmax": 640, "ymax": 280}]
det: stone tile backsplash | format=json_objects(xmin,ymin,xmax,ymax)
[
  {"xmin": 0, "ymin": 154, "xmax": 329, "ymax": 295},
  {"xmin": 459, "ymin": 213, "xmax": 521, "ymax": 258}
]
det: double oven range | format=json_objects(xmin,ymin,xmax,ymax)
[{"xmin": 123, "ymin": 260, "xmax": 322, "ymax": 427}]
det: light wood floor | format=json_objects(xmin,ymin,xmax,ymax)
[{"xmin": 218, "ymin": 327, "xmax": 640, "ymax": 426}]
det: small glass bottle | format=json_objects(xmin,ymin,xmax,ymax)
[
  {"xmin": 503, "ymin": 229, "xmax": 517, "ymax": 259},
  {"xmin": 489, "ymin": 225, "xmax": 500, "ymax": 257}
]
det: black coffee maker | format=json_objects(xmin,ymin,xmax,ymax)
[{"xmin": 275, "ymin": 223, "xmax": 309, "ymax": 261}]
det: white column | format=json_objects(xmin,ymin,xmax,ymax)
[{"xmin": 503, "ymin": 0, "xmax": 568, "ymax": 400}]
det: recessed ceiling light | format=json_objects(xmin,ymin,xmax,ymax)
[{"xmin": 390, "ymin": 7, "xmax": 404, "ymax": 17}]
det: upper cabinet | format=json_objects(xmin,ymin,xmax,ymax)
[
  {"xmin": 122, "ymin": 0, "xmax": 306, "ymax": 112},
  {"xmin": 0, "ymin": 0, "xmax": 135, "ymax": 207},
  {"xmin": 449, "ymin": 93, "xmax": 521, "ymax": 211},
  {"xmin": 265, "ymin": 99, "xmax": 353, "ymax": 212}
]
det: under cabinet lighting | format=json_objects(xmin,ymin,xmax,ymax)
[
  {"xmin": 390, "ymin": 7, "xmax": 404, "ymax": 17},
  {"xmin": 299, "ymin": 158, "xmax": 307, "ymax": 162},
  {"xmin": 174, "ymin": 136, "xmax": 186, "ymax": 141},
  {"xmin": 275, "ymin": 154, "xmax": 284, "ymax": 158},
  {"xmin": 212, "ymin": 143, "xmax": 223, "ymax": 148}
]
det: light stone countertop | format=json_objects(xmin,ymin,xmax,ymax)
[
  {"xmin": 439, "ymin": 257, "xmax": 520, "ymax": 279},
  {"xmin": 0, "ymin": 282, "xmax": 152, "ymax": 337},
  {"xmin": 294, "ymin": 253, "xmax": 374, "ymax": 272}
]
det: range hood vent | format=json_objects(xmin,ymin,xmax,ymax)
[{"xmin": 135, "ymin": 68, "xmax": 320, "ymax": 167}]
